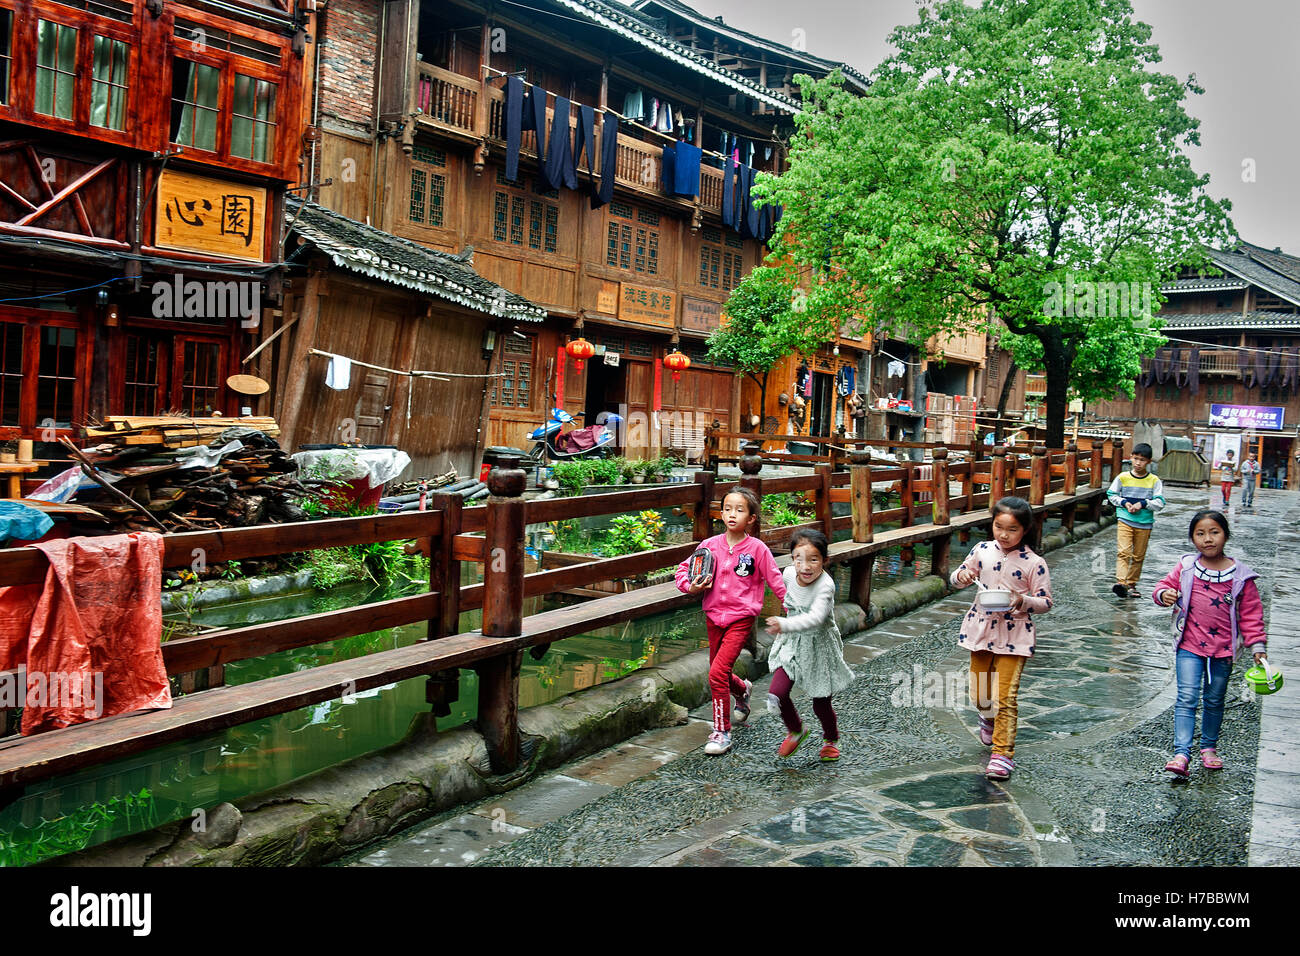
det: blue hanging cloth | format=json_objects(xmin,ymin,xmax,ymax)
[
  {"xmin": 504, "ymin": 75, "xmax": 525, "ymax": 182},
  {"xmin": 672, "ymin": 140, "xmax": 701, "ymax": 197}
]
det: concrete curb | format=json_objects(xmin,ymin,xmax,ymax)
[{"xmin": 63, "ymin": 510, "xmax": 1114, "ymax": 867}]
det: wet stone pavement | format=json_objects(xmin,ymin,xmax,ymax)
[{"xmin": 348, "ymin": 488, "xmax": 1294, "ymax": 867}]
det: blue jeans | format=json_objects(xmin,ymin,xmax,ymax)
[{"xmin": 1174, "ymin": 648, "xmax": 1234, "ymax": 758}]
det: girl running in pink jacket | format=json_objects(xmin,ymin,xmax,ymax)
[{"xmin": 676, "ymin": 487, "xmax": 785, "ymax": 756}]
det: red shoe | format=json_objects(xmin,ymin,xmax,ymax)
[
  {"xmin": 777, "ymin": 728, "xmax": 810, "ymax": 758},
  {"xmin": 819, "ymin": 741, "xmax": 841, "ymax": 762}
]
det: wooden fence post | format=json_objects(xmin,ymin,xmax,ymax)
[
  {"xmin": 705, "ymin": 420, "xmax": 721, "ymax": 474},
  {"xmin": 814, "ymin": 464, "xmax": 833, "ymax": 537},
  {"xmin": 900, "ymin": 459, "xmax": 916, "ymax": 566},
  {"xmin": 850, "ymin": 450, "xmax": 873, "ymax": 544},
  {"xmin": 1110, "ymin": 437, "xmax": 1124, "ymax": 485},
  {"xmin": 477, "ymin": 455, "xmax": 526, "ymax": 774},
  {"xmin": 1030, "ymin": 446, "xmax": 1048, "ymax": 507},
  {"xmin": 932, "ymin": 446, "xmax": 951, "ymax": 579},
  {"xmin": 739, "ymin": 440, "xmax": 763, "ymax": 536},
  {"xmin": 831, "ymin": 425, "xmax": 847, "ymax": 472},
  {"xmin": 1061, "ymin": 442, "xmax": 1078, "ymax": 534},
  {"xmin": 693, "ymin": 470, "xmax": 715, "ymax": 542},
  {"xmin": 1089, "ymin": 439, "xmax": 1104, "ymax": 489},
  {"xmin": 425, "ymin": 492, "xmax": 462, "ymax": 718},
  {"xmin": 990, "ymin": 446, "xmax": 1007, "ymax": 511}
]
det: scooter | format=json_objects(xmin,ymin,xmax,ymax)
[{"xmin": 527, "ymin": 408, "xmax": 623, "ymax": 464}]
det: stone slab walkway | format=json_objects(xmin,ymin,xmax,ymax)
[{"xmin": 347, "ymin": 488, "xmax": 1288, "ymax": 867}]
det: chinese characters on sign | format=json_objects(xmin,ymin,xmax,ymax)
[
  {"xmin": 681, "ymin": 297, "xmax": 721, "ymax": 334},
  {"xmin": 155, "ymin": 169, "xmax": 266, "ymax": 262},
  {"xmin": 1208, "ymin": 404, "xmax": 1285, "ymax": 431},
  {"xmin": 618, "ymin": 283, "xmax": 675, "ymax": 329}
]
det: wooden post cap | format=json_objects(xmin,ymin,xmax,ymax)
[
  {"xmin": 487, "ymin": 456, "xmax": 527, "ymax": 497},
  {"xmin": 991, "ymin": 446, "xmax": 1007, "ymax": 458},
  {"xmin": 1033, "ymin": 445, "xmax": 1047, "ymax": 456},
  {"xmin": 850, "ymin": 450, "xmax": 872, "ymax": 467},
  {"xmin": 739, "ymin": 440, "xmax": 763, "ymax": 476},
  {"xmin": 933, "ymin": 446, "xmax": 948, "ymax": 460}
]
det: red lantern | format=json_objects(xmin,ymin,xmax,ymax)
[
  {"xmin": 664, "ymin": 349, "xmax": 691, "ymax": 382},
  {"xmin": 566, "ymin": 337, "xmax": 595, "ymax": 372}
]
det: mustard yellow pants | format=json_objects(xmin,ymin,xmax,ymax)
[
  {"xmin": 1116, "ymin": 522, "xmax": 1152, "ymax": 589},
  {"xmin": 969, "ymin": 651, "xmax": 1028, "ymax": 758}
]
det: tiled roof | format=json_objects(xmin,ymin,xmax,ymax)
[
  {"xmin": 1236, "ymin": 240, "xmax": 1300, "ymax": 285},
  {"xmin": 1156, "ymin": 311, "xmax": 1300, "ymax": 331},
  {"xmin": 285, "ymin": 199, "xmax": 546, "ymax": 322},
  {"xmin": 631, "ymin": 0, "xmax": 872, "ymax": 92},
  {"xmin": 547, "ymin": 0, "xmax": 801, "ymax": 111},
  {"xmin": 1160, "ymin": 277, "xmax": 1247, "ymax": 293},
  {"xmin": 1203, "ymin": 245, "xmax": 1300, "ymax": 307}
]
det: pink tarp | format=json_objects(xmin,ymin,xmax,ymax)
[{"xmin": 0, "ymin": 532, "xmax": 172, "ymax": 735}]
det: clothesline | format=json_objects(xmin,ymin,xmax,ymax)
[
  {"xmin": 1148, "ymin": 334, "xmax": 1300, "ymax": 357},
  {"xmin": 484, "ymin": 63, "xmax": 780, "ymax": 161},
  {"xmin": 307, "ymin": 349, "xmax": 507, "ymax": 380}
]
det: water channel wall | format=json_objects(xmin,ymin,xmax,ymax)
[{"xmin": 65, "ymin": 513, "xmax": 1114, "ymax": 866}]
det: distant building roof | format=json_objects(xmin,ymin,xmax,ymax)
[
  {"xmin": 630, "ymin": 0, "xmax": 872, "ymax": 93},
  {"xmin": 544, "ymin": 0, "xmax": 801, "ymax": 111},
  {"xmin": 1160, "ymin": 277, "xmax": 1248, "ymax": 294},
  {"xmin": 286, "ymin": 199, "xmax": 547, "ymax": 322},
  {"xmin": 1156, "ymin": 311, "xmax": 1300, "ymax": 332},
  {"xmin": 1201, "ymin": 243, "xmax": 1300, "ymax": 307}
]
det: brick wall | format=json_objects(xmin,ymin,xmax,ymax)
[{"xmin": 318, "ymin": 0, "xmax": 381, "ymax": 136}]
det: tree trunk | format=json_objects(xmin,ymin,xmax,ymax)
[
  {"xmin": 994, "ymin": 358, "xmax": 1019, "ymax": 443},
  {"xmin": 1041, "ymin": 330, "xmax": 1073, "ymax": 449},
  {"xmin": 759, "ymin": 371, "xmax": 769, "ymax": 433}
]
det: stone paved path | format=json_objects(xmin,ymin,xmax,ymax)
[{"xmin": 348, "ymin": 488, "xmax": 1290, "ymax": 867}]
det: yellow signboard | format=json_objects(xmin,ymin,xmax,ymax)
[
  {"xmin": 682, "ymin": 297, "xmax": 721, "ymax": 334},
  {"xmin": 156, "ymin": 169, "xmax": 267, "ymax": 262},
  {"xmin": 618, "ymin": 283, "xmax": 675, "ymax": 329},
  {"xmin": 596, "ymin": 281, "xmax": 619, "ymax": 315}
]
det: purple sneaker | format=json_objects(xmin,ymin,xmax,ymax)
[
  {"xmin": 732, "ymin": 678, "xmax": 753, "ymax": 723},
  {"xmin": 978, "ymin": 717, "xmax": 994, "ymax": 747}
]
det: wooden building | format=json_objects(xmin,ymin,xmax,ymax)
[
  {"xmin": 256, "ymin": 198, "xmax": 547, "ymax": 479},
  {"xmin": 0, "ymin": 0, "xmax": 309, "ymax": 471},
  {"xmin": 305, "ymin": 0, "xmax": 871, "ymax": 462},
  {"xmin": 1091, "ymin": 241, "xmax": 1300, "ymax": 488}
]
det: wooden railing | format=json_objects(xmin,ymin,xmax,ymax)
[
  {"xmin": 0, "ymin": 438, "xmax": 1120, "ymax": 803},
  {"xmin": 415, "ymin": 63, "xmax": 480, "ymax": 138},
  {"xmin": 1198, "ymin": 349, "xmax": 1240, "ymax": 377}
]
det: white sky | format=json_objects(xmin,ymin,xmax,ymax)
[{"xmin": 685, "ymin": 0, "xmax": 1300, "ymax": 253}]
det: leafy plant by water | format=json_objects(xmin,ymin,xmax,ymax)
[
  {"xmin": 763, "ymin": 492, "xmax": 812, "ymax": 528},
  {"xmin": 0, "ymin": 788, "xmax": 156, "ymax": 867}
]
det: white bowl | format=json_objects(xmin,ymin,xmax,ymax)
[{"xmin": 976, "ymin": 588, "xmax": 1014, "ymax": 611}]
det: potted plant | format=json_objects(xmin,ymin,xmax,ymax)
[
  {"xmin": 656, "ymin": 455, "xmax": 676, "ymax": 482},
  {"xmin": 632, "ymin": 458, "xmax": 654, "ymax": 483}
]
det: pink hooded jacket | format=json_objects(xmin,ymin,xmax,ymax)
[{"xmin": 675, "ymin": 533, "xmax": 785, "ymax": 628}]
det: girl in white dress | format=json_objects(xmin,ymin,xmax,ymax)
[{"xmin": 764, "ymin": 530, "xmax": 855, "ymax": 761}]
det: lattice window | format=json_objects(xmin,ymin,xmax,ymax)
[
  {"xmin": 608, "ymin": 202, "xmax": 658, "ymax": 275},
  {"xmin": 492, "ymin": 334, "xmax": 535, "ymax": 409},
  {"xmin": 494, "ymin": 188, "xmax": 555, "ymax": 248},
  {"xmin": 724, "ymin": 234, "xmax": 743, "ymax": 249},
  {"xmin": 427, "ymin": 172, "xmax": 444, "ymax": 226},
  {"xmin": 701, "ymin": 226, "xmax": 722, "ymax": 243},
  {"xmin": 601, "ymin": 335, "xmax": 625, "ymax": 353},
  {"xmin": 628, "ymin": 340, "xmax": 652, "ymax": 357},
  {"xmin": 637, "ymin": 209, "xmax": 660, "ymax": 226},
  {"xmin": 610, "ymin": 200, "xmax": 634, "ymax": 218},
  {"xmin": 412, "ymin": 145, "xmax": 446, "ymax": 166},
  {"xmin": 608, "ymin": 221, "xmax": 632, "ymax": 269},
  {"xmin": 410, "ymin": 168, "xmax": 426, "ymax": 223},
  {"xmin": 123, "ymin": 334, "xmax": 160, "ymax": 417},
  {"xmin": 699, "ymin": 242, "xmax": 739, "ymax": 291},
  {"xmin": 493, "ymin": 191, "xmax": 508, "ymax": 242},
  {"xmin": 179, "ymin": 340, "xmax": 220, "ymax": 416},
  {"xmin": 36, "ymin": 20, "xmax": 78, "ymax": 120}
]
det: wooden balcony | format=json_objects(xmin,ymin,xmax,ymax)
[
  {"xmin": 1198, "ymin": 349, "xmax": 1239, "ymax": 377},
  {"xmin": 411, "ymin": 63, "xmax": 733, "ymax": 216}
]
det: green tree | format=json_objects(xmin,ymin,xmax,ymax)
[
  {"xmin": 756, "ymin": 0, "xmax": 1234, "ymax": 447},
  {"xmin": 707, "ymin": 264, "xmax": 839, "ymax": 432}
]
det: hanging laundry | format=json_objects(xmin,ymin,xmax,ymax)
[
  {"xmin": 326, "ymin": 354, "xmax": 351, "ymax": 390},
  {"xmin": 661, "ymin": 144, "xmax": 676, "ymax": 194},
  {"xmin": 721, "ymin": 149, "xmax": 736, "ymax": 227},
  {"xmin": 543, "ymin": 96, "xmax": 578, "ymax": 191},
  {"xmin": 649, "ymin": 97, "xmax": 660, "ymax": 128},
  {"xmin": 657, "ymin": 100, "xmax": 674, "ymax": 133},
  {"xmin": 572, "ymin": 104, "xmax": 597, "ymax": 192},
  {"xmin": 836, "ymin": 365, "xmax": 856, "ymax": 396},
  {"xmin": 522, "ymin": 83, "xmax": 547, "ymax": 161},
  {"xmin": 797, "ymin": 363, "xmax": 812, "ymax": 398},
  {"xmin": 764, "ymin": 146, "xmax": 772, "ymax": 161},
  {"xmin": 887, "ymin": 359, "xmax": 906, "ymax": 379},
  {"xmin": 594, "ymin": 111, "xmax": 619, "ymax": 208},
  {"xmin": 744, "ymin": 167, "xmax": 762, "ymax": 239},
  {"xmin": 504, "ymin": 75, "xmax": 525, "ymax": 182},
  {"xmin": 672, "ymin": 140, "xmax": 701, "ymax": 197},
  {"xmin": 622, "ymin": 89, "xmax": 644, "ymax": 122},
  {"xmin": 735, "ymin": 164, "xmax": 755, "ymax": 239}
]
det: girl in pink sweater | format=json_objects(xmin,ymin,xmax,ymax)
[
  {"xmin": 675, "ymin": 487, "xmax": 785, "ymax": 756},
  {"xmin": 1154, "ymin": 510, "xmax": 1267, "ymax": 778}
]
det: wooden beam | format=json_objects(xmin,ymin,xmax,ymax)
[{"xmin": 276, "ymin": 271, "xmax": 325, "ymax": 450}]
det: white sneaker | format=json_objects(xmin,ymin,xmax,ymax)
[
  {"xmin": 732, "ymin": 679, "xmax": 753, "ymax": 723},
  {"xmin": 704, "ymin": 730, "xmax": 732, "ymax": 755}
]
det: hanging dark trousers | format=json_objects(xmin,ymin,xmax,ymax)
[
  {"xmin": 542, "ymin": 96, "xmax": 578, "ymax": 191},
  {"xmin": 722, "ymin": 151, "xmax": 736, "ymax": 227},
  {"xmin": 594, "ymin": 112, "xmax": 618, "ymax": 208},
  {"xmin": 504, "ymin": 75, "xmax": 525, "ymax": 182},
  {"xmin": 572, "ymin": 104, "xmax": 598, "ymax": 200}
]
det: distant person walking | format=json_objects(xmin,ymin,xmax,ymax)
[
  {"xmin": 1218, "ymin": 449, "xmax": 1237, "ymax": 507},
  {"xmin": 1106, "ymin": 442, "xmax": 1165, "ymax": 599},
  {"xmin": 1239, "ymin": 452, "xmax": 1260, "ymax": 512}
]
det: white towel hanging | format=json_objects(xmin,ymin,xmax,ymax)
[{"xmin": 326, "ymin": 355, "xmax": 352, "ymax": 390}]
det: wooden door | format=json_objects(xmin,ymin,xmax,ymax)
[
  {"xmin": 624, "ymin": 359, "xmax": 653, "ymax": 454},
  {"xmin": 354, "ymin": 371, "xmax": 391, "ymax": 444},
  {"xmin": 171, "ymin": 337, "xmax": 228, "ymax": 416}
]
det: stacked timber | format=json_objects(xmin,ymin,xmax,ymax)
[{"xmin": 58, "ymin": 417, "xmax": 321, "ymax": 534}]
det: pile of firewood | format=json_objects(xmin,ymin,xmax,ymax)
[{"xmin": 61, "ymin": 416, "xmax": 324, "ymax": 534}]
